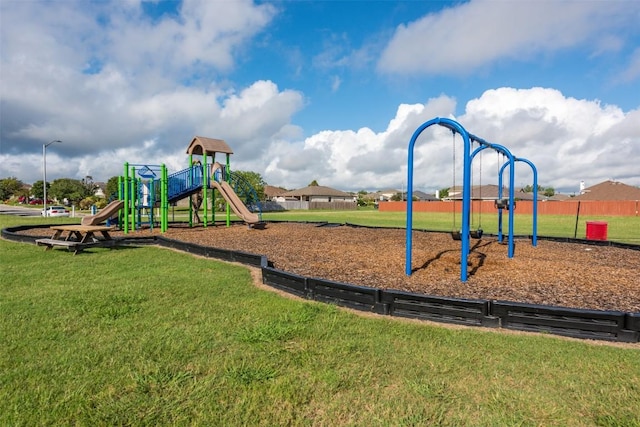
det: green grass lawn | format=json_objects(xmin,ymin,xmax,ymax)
[
  {"xmin": 1, "ymin": 214, "xmax": 639, "ymax": 426},
  {"xmin": 261, "ymin": 208, "xmax": 640, "ymax": 244}
]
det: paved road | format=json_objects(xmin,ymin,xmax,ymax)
[{"xmin": 0, "ymin": 204, "xmax": 43, "ymax": 217}]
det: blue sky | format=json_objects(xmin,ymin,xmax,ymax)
[{"xmin": 1, "ymin": 0, "xmax": 639, "ymax": 194}]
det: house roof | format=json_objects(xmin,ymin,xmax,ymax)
[
  {"xmin": 413, "ymin": 191, "xmax": 439, "ymax": 201},
  {"xmin": 447, "ymin": 185, "xmax": 561, "ymax": 201},
  {"xmin": 448, "ymin": 185, "xmax": 508, "ymax": 200},
  {"xmin": 186, "ymin": 136, "xmax": 233, "ymax": 156},
  {"xmin": 368, "ymin": 189, "xmax": 401, "ymax": 200},
  {"xmin": 573, "ymin": 180, "xmax": 640, "ymax": 201},
  {"xmin": 264, "ymin": 185, "xmax": 287, "ymax": 198},
  {"xmin": 281, "ymin": 185, "xmax": 352, "ymax": 197}
]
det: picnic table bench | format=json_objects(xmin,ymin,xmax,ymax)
[{"xmin": 36, "ymin": 225, "xmax": 117, "ymax": 255}]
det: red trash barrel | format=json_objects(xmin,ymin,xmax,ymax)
[{"xmin": 586, "ymin": 221, "xmax": 608, "ymax": 241}]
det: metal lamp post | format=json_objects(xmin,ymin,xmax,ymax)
[{"xmin": 43, "ymin": 140, "xmax": 61, "ymax": 217}]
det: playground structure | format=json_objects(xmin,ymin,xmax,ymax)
[
  {"xmin": 406, "ymin": 117, "xmax": 538, "ymax": 282},
  {"xmin": 118, "ymin": 137, "xmax": 262, "ymax": 233},
  {"xmin": 81, "ymin": 200, "xmax": 124, "ymax": 226}
]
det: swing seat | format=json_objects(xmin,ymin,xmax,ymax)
[
  {"xmin": 470, "ymin": 229, "xmax": 483, "ymax": 239},
  {"xmin": 494, "ymin": 199, "xmax": 516, "ymax": 210},
  {"xmin": 451, "ymin": 230, "xmax": 462, "ymax": 241}
]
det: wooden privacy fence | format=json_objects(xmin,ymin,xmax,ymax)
[
  {"xmin": 264, "ymin": 201, "xmax": 358, "ymax": 211},
  {"xmin": 379, "ymin": 200, "xmax": 640, "ymax": 216},
  {"xmin": 309, "ymin": 201, "xmax": 357, "ymax": 210}
]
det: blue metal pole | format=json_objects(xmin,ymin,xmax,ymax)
[
  {"xmin": 459, "ymin": 131, "xmax": 472, "ymax": 281},
  {"xmin": 405, "ymin": 120, "xmax": 437, "ymax": 276},
  {"xmin": 488, "ymin": 143, "xmax": 515, "ymax": 258},
  {"xmin": 498, "ymin": 163, "xmax": 505, "ymax": 242},
  {"xmin": 470, "ymin": 136, "xmax": 515, "ymax": 257},
  {"xmin": 123, "ymin": 163, "xmax": 129, "ymax": 234},
  {"xmin": 529, "ymin": 160, "xmax": 538, "ymax": 246},
  {"xmin": 130, "ymin": 166, "xmax": 136, "ymax": 232},
  {"xmin": 514, "ymin": 157, "xmax": 538, "ymax": 246},
  {"xmin": 161, "ymin": 164, "xmax": 168, "ymax": 233},
  {"xmin": 406, "ymin": 117, "xmax": 473, "ymax": 281}
]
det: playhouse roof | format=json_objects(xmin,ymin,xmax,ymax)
[{"xmin": 186, "ymin": 136, "xmax": 233, "ymax": 156}]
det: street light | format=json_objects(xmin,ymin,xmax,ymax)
[{"xmin": 43, "ymin": 139, "xmax": 62, "ymax": 217}]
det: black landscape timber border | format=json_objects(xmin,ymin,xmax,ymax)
[
  {"xmin": 307, "ymin": 277, "xmax": 388, "ymax": 314},
  {"xmin": 2, "ymin": 223, "xmax": 639, "ymax": 343},
  {"xmin": 491, "ymin": 300, "xmax": 639, "ymax": 342},
  {"xmin": 627, "ymin": 313, "xmax": 640, "ymax": 333},
  {"xmin": 262, "ymin": 266, "xmax": 308, "ymax": 298},
  {"xmin": 156, "ymin": 236, "xmax": 266, "ymax": 267},
  {"xmin": 536, "ymin": 235, "xmax": 640, "ymax": 251},
  {"xmin": 383, "ymin": 290, "xmax": 499, "ymax": 328},
  {"xmin": 1, "ymin": 224, "xmax": 53, "ymax": 244}
]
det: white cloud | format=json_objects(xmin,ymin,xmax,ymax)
[
  {"xmin": 330, "ymin": 76, "xmax": 342, "ymax": 93},
  {"xmin": 257, "ymin": 88, "xmax": 639, "ymax": 193},
  {"xmin": 259, "ymin": 95, "xmax": 459, "ymax": 190},
  {"xmin": 1, "ymin": 0, "xmax": 639, "ymax": 197},
  {"xmin": 12, "ymin": 83, "xmax": 639, "ymax": 194},
  {"xmin": 619, "ymin": 48, "xmax": 640, "ymax": 83},
  {"xmin": 459, "ymin": 88, "xmax": 638, "ymax": 192},
  {"xmin": 97, "ymin": 0, "xmax": 276, "ymax": 79},
  {"xmin": 378, "ymin": 0, "xmax": 639, "ymax": 75},
  {"xmin": 0, "ymin": 79, "xmax": 304, "ymax": 184},
  {"xmin": 0, "ymin": 0, "xmax": 291, "ymax": 181}
]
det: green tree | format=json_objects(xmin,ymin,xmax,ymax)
[
  {"xmin": 233, "ymin": 170, "xmax": 266, "ymax": 200},
  {"xmin": 49, "ymin": 178, "xmax": 92, "ymax": 205},
  {"xmin": 0, "ymin": 177, "xmax": 24, "ymax": 201},
  {"xmin": 31, "ymin": 180, "xmax": 47, "ymax": 199},
  {"xmin": 356, "ymin": 190, "xmax": 373, "ymax": 207},
  {"xmin": 81, "ymin": 175, "xmax": 98, "ymax": 196},
  {"xmin": 308, "ymin": 180, "xmax": 319, "ymax": 186},
  {"xmin": 80, "ymin": 196, "xmax": 106, "ymax": 209},
  {"xmin": 522, "ymin": 184, "xmax": 544, "ymax": 193},
  {"xmin": 213, "ymin": 170, "xmax": 266, "ymax": 211},
  {"xmin": 106, "ymin": 176, "xmax": 120, "ymax": 199},
  {"xmin": 439, "ymin": 188, "xmax": 450, "ymax": 199},
  {"xmin": 522, "ymin": 184, "xmax": 554, "ymax": 197}
]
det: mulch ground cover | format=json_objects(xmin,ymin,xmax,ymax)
[
  {"xmin": 14, "ymin": 221, "xmax": 639, "ymax": 312},
  {"xmin": 113, "ymin": 222, "xmax": 640, "ymax": 313}
]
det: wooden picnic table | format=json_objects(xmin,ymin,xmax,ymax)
[{"xmin": 36, "ymin": 225, "xmax": 117, "ymax": 254}]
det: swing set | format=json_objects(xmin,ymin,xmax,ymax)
[
  {"xmin": 405, "ymin": 117, "xmax": 538, "ymax": 282},
  {"xmin": 450, "ymin": 135, "xmax": 484, "ymax": 240}
]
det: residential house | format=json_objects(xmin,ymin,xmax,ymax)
[
  {"xmin": 264, "ymin": 185, "xmax": 288, "ymax": 201},
  {"xmin": 370, "ymin": 189, "xmax": 401, "ymax": 201},
  {"xmin": 281, "ymin": 185, "xmax": 356, "ymax": 203},
  {"xmin": 446, "ymin": 185, "xmax": 564, "ymax": 201},
  {"xmin": 573, "ymin": 180, "xmax": 640, "ymax": 200},
  {"xmin": 446, "ymin": 185, "xmax": 507, "ymax": 201},
  {"xmin": 94, "ymin": 182, "xmax": 107, "ymax": 198},
  {"xmin": 274, "ymin": 185, "xmax": 357, "ymax": 210},
  {"xmin": 412, "ymin": 191, "xmax": 439, "ymax": 201}
]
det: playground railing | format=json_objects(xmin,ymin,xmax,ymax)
[
  {"xmin": 228, "ymin": 171, "xmax": 263, "ymax": 219},
  {"xmin": 165, "ymin": 164, "xmax": 204, "ymax": 203}
]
